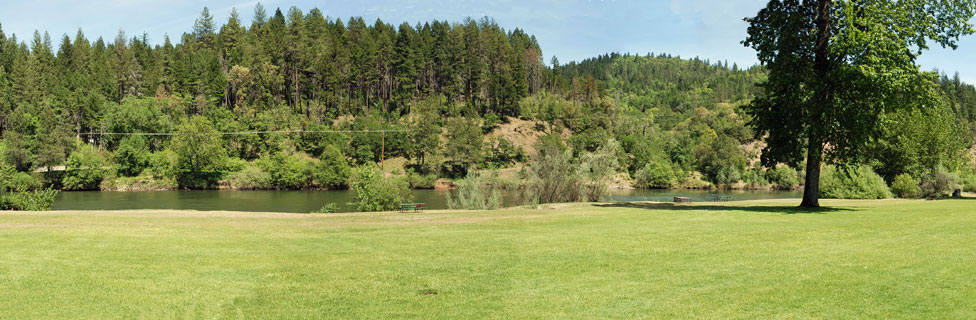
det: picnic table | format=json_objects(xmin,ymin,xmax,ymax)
[
  {"xmin": 673, "ymin": 196, "xmax": 692, "ymax": 203},
  {"xmin": 399, "ymin": 203, "xmax": 427, "ymax": 213}
]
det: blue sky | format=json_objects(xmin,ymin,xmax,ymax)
[{"xmin": 1, "ymin": 0, "xmax": 975, "ymax": 82}]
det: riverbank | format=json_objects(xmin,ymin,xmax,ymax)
[
  {"xmin": 51, "ymin": 189, "xmax": 803, "ymax": 213},
  {"xmin": 3, "ymin": 199, "xmax": 974, "ymax": 318}
]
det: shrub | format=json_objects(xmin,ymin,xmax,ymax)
[
  {"xmin": 100, "ymin": 98, "xmax": 171, "ymax": 149},
  {"xmin": 820, "ymin": 165, "xmax": 892, "ymax": 199},
  {"xmin": 958, "ymin": 166, "xmax": 976, "ymax": 193},
  {"xmin": 3, "ymin": 130, "xmax": 34, "ymax": 172},
  {"xmin": 62, "ymin": 145, "xmax": 107, "ymax": 191},
  {"xmin": 0, "ymin": 163, "xmax": 33, "ymax": 191},
  {"xmin": 314, "ymin": 145, "xmax": 351, "ymax": 190},
  {"xmin": 114, "ymin": 136, "xmax": 150, "ymax": 177},
  {"xmin": 576, "ymin": 142, "xmax": 618, "ymax": 202},
  {"xmin": 444, "ymin": 118, "xmax": 485, "ymax": 170},
  {"xmin": 99, "ymin": 175, "xmax": 177, "ymax": 192},
  {"xmin": 447, "ymin": 171, "xmax": 504, "ymax": 210},
  {"xmin": 146, "ymin": 150, "xmax": 177, "ymax": 178},
  {"xmin": 535, "ymin": 133, "xmax": 567, "ymax": 156},
  {"xmin": 485, "ymin": 137, "xmax": 527, "ymax": 167},
  {"xmin": 518, "ymin": 150, "xmax": 578, "ymax": 205},
  {"xmin": 568, "ymin": 128, "xmax": 612, "ymax": 155},
  {"xmin": 635, "ymin": 158, "xmax": 677, "ymax": 189},
  {"xmin": 674, "ymin": 172, "xmax": 712, "ymax": 189},
  {"xmin": 354, "ymin": 144, "xmax": 374, "ymax": 165},
  {"xmin": 315, "ymin": 203, "xmax": 340, "ymax": 214},
  {"xmin": 767, "ymin": 165, "xmax": 800, "ymax": 190},
  {"xmin": 696, "ymin": 135, "xmax": 746, "ymax": 187},
  {"xmin": 350, "ymin": 163, "xmax": 412, "ymax": 212},
  {"xmin": 482, "ymin": 113, "xmax": 502, "ymax": 134},
  {"xmin": 0, "ymin": 166, "xmax": 41, "ymax": 192},
  {"xmin": 890, "ymin": 173, "xmax": 920, "ymax": 198},
  {"xmin": 741, "ymin": 168, "xmax": 770, "ymax": 189},
  {"xmin": 170, "ymin": 117, "xmax": 226, "ymax": 189},
  {"xmin": 407, "ymin": 169, "xmax": 438, "ymax": 189},
  {"xmin": 227, "ymin": 164, "xmax": 271, "ymax": 190},
  {"xmin": 259, "ymin": 153, "xmax": 316, "ymax": 190},
  {"xmin": 517, "ymin": 142, "xmax": 617, "ymax": 205},
  {"xmin": 223, "ymin": 157, "xmax": 249, "ymax": 173},
  {"xmin": 0, "ymin": 189, "xmax": 59, "ymax": 211},
  {"xmin": 920, "ymin": 167, "xmax": 960, "ymax": 198}
]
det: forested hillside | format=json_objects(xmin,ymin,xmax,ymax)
[{"xmin": 0, "ymin": 5, "xmax": 974, "ymax": 204}]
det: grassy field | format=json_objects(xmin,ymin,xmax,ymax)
[{"xmin": 1, "ymin": 199, "xmax": 974, "ymax": 319}]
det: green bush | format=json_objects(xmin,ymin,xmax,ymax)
[
  {"xmin": 0, "ymin": 189, "xmax": 59, "ymax": 211},
  {"xmin": 443, "ymin": 118, "xmax": 485, "ymax": 170},
  {"xmin": 99, "ymin": 175, "xmax": 177, "ymax": 192},
  {"xmin": 482, "ymin": 113, "xmax": 502, "ymax": 134},
  {"xmin": 0, "ymin": 166, "xmax": 41, "ymax": 192},
  {"xmin": 62, "ymin": 145, "xmax": 107, "ymax": 191},
  {"xmin": 146, "ymin": 150, "xmax": 176, "ymax": 178},
  {"xmin": 634, "ymin": 158, "xmax": 677, "ymax": 189},
  {"xmin": 223, "ymin": 157, "xmax": 249, "ymax": 173},
  {"xmin": 820, "ymin": 165, "xmax": 892, "ymax": 199},
  {"xmin": 170, "ymin": 117, "xmax": 226, "ymax": 189},
  {"xmin": 114, "ymin": 136, "xmax": 150, "ymax": 177},
  {"xmin": 447, "ymin": 171, "xmax": 504, "ymax": 210},
  {"xmin": 741, "ymin": 168, "xmax": 770, "ymax": 189},
  {"xmin": 890, "ymin": 173, "xmax": 920, "ymax": 198},
  {"xmin": 407, "ymin": 169, "xmax": 438, "ymax": 189},
  {"xmin": 518, "ymin": 150, "xmax": 578, "ymax": 205},
  {"xmin": 100, "ymin": 98, "xmax": 172, "ymax": 149},
  {"xmin": 920, "ymin": 167, "xmax": 960, "ymax": 198},
  {"xmin": 518, "ymin": 142, "xmax": 617, "ymax": 205},
  {"xmin": 259, "ymin": 153, "xmax": 316, "ymax": 190},
  {"xmin": 314, "ymin": 145, "xmax": 351, "ymax": 190},
  {"xmin": 350, "ymin": 163, "xmax": 412, "ymax": 212},
  {"xmin": 576, "ymin": 142, "xmax": 618, "ymax": 202},
  {"xmin": 535, "ymin": 133, "xmax": 568, "ymax": 156},
  {"xmin": 315, "ymin": 203, "xmax": 340, "ymax": 214},
  {"xmin": 696, "ymin": 135, "xmax": 746, "ymax": 187},
  {"xmin": 227, "ymin": 164, "xmax": 271, "ymax": 190},
  {"xmin": 485, "ymin": 137, "xmax": 526, "ymax": 167},
  {"xmin": 958, "ymin": 166, "xmax": 976, "ymax": 193},
  {"xmin": 568, "ymin": 128, "xmax": 612, "ymax": 155},
  {"xmin": 767, "ymin": 165, "xmax": 800, "ymax": 190}
]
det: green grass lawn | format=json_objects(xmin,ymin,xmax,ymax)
[{"xmin": 1, "ymin": 199, "xmax": 975, "ymax": 319}]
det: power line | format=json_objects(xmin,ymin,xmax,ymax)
[{"xmin": 78, "ymin": 129, "xmax": 412, "ymax": 136}]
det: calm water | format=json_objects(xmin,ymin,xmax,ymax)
[{"xmin": 53, "ymin": 189, "xmax": 802, "ymax": 213}]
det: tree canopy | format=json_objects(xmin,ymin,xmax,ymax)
[{"xmin": 744, "ymin": 0, "xmax": 976, "ymax": 207}]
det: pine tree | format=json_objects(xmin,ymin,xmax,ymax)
[
  {"xmin": 33, "ymin": 102, "xmax": 73, "ymax": 171},
  {"xmin": 219, "ymin": 8, "xmax": 246, "ymax": 67},
  {"xmin": 284, "ymin": 6, "xmax": 307, "ymax": 110},
  {"xmin": 192, "ymin": 7, "xmax": 216, "ymax": 49},
  {"xmin": 111, "ymin": 31, "xmax": 143, "ymax": 102},
  {"xmin": 252, "ymin": 3, "xmax": 268, "ymax": 29},
  {"xmin": 393, "ymin": 22, "xmax": 419, "ymax": 112},
  {"xmin": 12, "ymin": 43, "xmax": 43, "ymax": 106}
]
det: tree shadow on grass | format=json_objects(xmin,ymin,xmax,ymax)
[
  {"xmin": 594, "ymin": 202, "xmax": 856, "ymax": 215},
  {"xmin": 944, "ymin": 195, "xmax": 976, "ymax": 200}
]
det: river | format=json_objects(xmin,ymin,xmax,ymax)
[{"xmin": 51, "ymin": 189, "xmax": 802, "ymax": 213}]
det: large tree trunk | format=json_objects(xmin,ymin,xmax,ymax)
[
  {"xmin": 802, "ymin": 0, "xmax": 834, "ymax": 208},
  {"xmin": 801, "ymin": 139, "xmax": 824, "ymax": 208}
]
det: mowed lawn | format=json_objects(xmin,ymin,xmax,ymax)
[{"xmin": 1, "ymin": 199, "xmax": 975, "ymax": 319}]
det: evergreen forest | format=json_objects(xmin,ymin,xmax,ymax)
[{"xmin": 1, "ymin": 4, "xmax": 975, "ymax": 210}]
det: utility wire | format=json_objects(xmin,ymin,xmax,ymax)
[{"xmin": 78, "ymin": 129, "xmax": 412, "ymax": 136}]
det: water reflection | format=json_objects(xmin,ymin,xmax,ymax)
[{"xmin": 53, "ymin": 189, "xmax": 802, "ymax": 213}]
